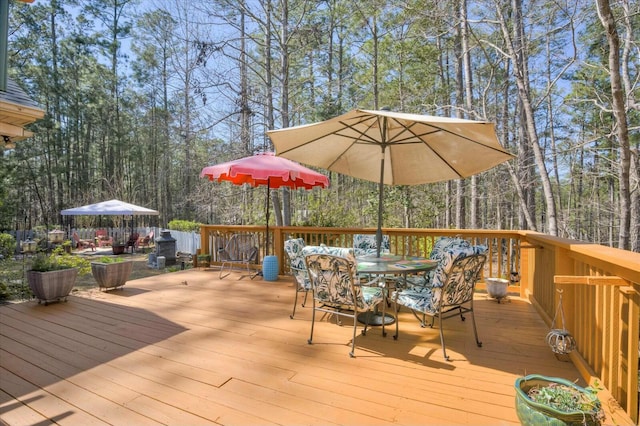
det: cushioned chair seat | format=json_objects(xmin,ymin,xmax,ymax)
[{"xmin": 353, "ymin": 234, "xmax": 391, "ymax": 257}]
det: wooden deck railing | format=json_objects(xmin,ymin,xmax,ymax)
[
  {"xmin": 522, "ymin": 232, "xmax": 640, "ymax": 424},
  {"xmin": 198, "ymin": 225, "xmax": 639, "ymax": 423}
]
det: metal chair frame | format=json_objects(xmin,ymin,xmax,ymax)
[
  {"xmin": 284, "ymin": 238, "xmax": 310, "ymax": 319},
  {"xmin": 218, "ymin": 233, "xmax": 259, "ymax": 279}
]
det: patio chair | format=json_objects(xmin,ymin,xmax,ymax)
[
  {"xmin": 392, "ymin": 250, "xmax": 487, "ymax": 361},
  {"xmin": 218, "ymin": 233, "xmax": 259, "ymax": 279},
  {"xmin": 353, "ymin": 233, "xmax": 397, "ymax": 300},
  {"xmin": 137, "ymin": 230, "xmax": 154, "ymax": 250},
  {"xmin": 302, "ymin": 246, "xmax": 384, "ymax": 357},
  {"xmin": 284, "ymin": 238, "xmax": 310, "ymax": 319},
  {"xmin": 95, "ymin": 229, "xmax": 112, "ymax": 247},
  {"xmin": 353, "ymin": 234, "xmax": 390, "ymax": 257},
  {"xmin": 72, "ymin": 231, "xmax": 95, "ymax": 251},
  {"xmin": 403, "ymin": 237, "xmax": 485, "ymax": 289},
  {"xmin": 125, "ymin": 232, "xmax": 140, "ymax": 253}
]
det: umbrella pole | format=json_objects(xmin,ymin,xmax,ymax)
[
  {"xmin": 265, "ymin": 179, "xmax": 270, "ymax": 255},
  {"xmin": 376, "ymin": 152, "xmax": 385, "ymax": 258}
]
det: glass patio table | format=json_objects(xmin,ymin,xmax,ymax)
[{"xmin": 356, "ymin": 254, "xmax": 438, "ymax": 326}]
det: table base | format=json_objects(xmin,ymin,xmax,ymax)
[{"xmin": 357, "ymin": 311, "xmax": 395, "ymax": 326}]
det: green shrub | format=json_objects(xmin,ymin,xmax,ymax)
[
  {"xmin": 167, "ymin": 219, "xmax": 201, "ymax": 232},
  {"xmin": 0, "ymin": 261, "xmax": 22, "ymax": 301},
  {"xmin": 0, "ymin": 233, "xmax": 16, "ymax": 259},
  {"xmin": 94, "ymin": 256, "xmax": 125, "ymax": 264},
  {"xmin": 30, "ymin": 247, "xmax": 91, "ymax": 275},
  {"xmin": 0, "ymin": 281, "xmax": 11, "ymax": 300}
]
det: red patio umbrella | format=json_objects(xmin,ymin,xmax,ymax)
[{"xmin": 199, "ymin": 152, "xmax": 329, "ymax": 254}]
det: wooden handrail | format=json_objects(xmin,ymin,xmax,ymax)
[{"xmin": 554, "ymin": 275, "xmax": 630, "ymax": 287}]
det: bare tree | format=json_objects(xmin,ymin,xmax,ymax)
[
  {"xmin": 596, "ymin": 0, "xmax": 632, "ymax": 250},
  {"xmin": 489, "ymin": 0, "xmax": 559, "ymax": 235}
]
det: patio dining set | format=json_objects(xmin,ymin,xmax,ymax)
[{"xmin": 282, "ymin": 234, "xmax": 488, "ymax": 359}]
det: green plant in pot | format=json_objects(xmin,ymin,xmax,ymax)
[
  {"xmin": 197, "ymin": 253, "xmax": 211, "ymax": 267},
  {"xmin": 28, "ymin": 247, "xmax": 91, "ymax": 305},
  {"xmin": 61, "ymin": 239, "xmax": 72, "ymax": 253},
  {"xmin": 91, "ymin": 255, "xmax": 133, "ymax": 291},
  {"xmin": 515, "ymin": 374, "xmax": 604, "ymax": 425}
]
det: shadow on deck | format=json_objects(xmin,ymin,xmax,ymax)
[{"xmin": 0, "ymin": 268, "xmax": 623, "ymax": 425}]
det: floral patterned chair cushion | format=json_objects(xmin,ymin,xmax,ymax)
[
  {"xmin": 305, "ymin": 249, "xmax": 383, "ymax": 312},
  {"xmin": 430, "ymin": 240, "xmax": 486, "ymax": 288},
  {"xmin": 302, "ymin": 245, "xmax": 382, "ymax": 308},
  {"xmin": 406, "ymin": 237, "xmax": 486, "ymax": 288},
  {"xmin": 353, "ymin": 234, "xmax": 391, "ymax": 256},
  {"xmin": 284, "ymin": 238, "xmax": 308, "ymax": 290}
]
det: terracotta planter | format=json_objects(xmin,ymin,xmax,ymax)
[
  {"xmin": 27, "ymin": 268, "xmax": 78, "ymax": 305},
  {"xmin": 112, "ymin": 244, "xmax": 125, "ymax": 255},
  {"xmin": 91, "ymin": 261, "xmax": 133, "ymax": 290},
  {"xmin": 515, "ymin": 374, "xmax": 603, "ymax": 426}
]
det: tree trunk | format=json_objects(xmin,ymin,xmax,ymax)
[
  {"xmin": 495, "ymin": 0, "xmax": 558, "ymax": 235},
  {"xmin": 460, "ymin": 0, "xmax": 477, "ymax": 228},
  {"xmin": 596, "ymin": 0, "xmax": 632, "ymax": 250}
]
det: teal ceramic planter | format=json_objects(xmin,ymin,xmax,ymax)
[
  {"xmin": 515, "ymin": 374, "xmax": 603, "ymax": 426},
  {"xmin": 262, "ymin": 255, "xmax": 278, "ymax": 281}
]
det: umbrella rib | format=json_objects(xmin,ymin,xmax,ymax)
[
  {"xmin": 276, "ymin": 118, "xmax": 380, "ymax": 170},
  {"xmin": 387, "ymin": 119, "xmax": 508, "ymax": 153},
  {"xmin": 324, "ymin": 118, "xmax": 386, "ymax": 169},
  {"xmin": 384, "ymin": 119, "xmax": 512, "ymax": 179}
]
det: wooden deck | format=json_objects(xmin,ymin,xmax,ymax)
[{"xmin": 0, "ymin": 269, "xmax": 617, "ymax": 425}]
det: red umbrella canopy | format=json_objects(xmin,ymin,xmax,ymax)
[{"xmin": 199, "ymin": 152, "xmax": 329, "ymax": 189}]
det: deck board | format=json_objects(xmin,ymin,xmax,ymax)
[{"xmin": 0, "ymin": 268, "xmax": 623, "ymax": 425}]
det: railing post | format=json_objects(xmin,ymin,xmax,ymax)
[
  {"xmin": 272, "ymin": 227, "xmax": 284, "ymax": 274},
  {"xmin": 519, "ymin": 241, "xmax": 534, "ymax": 299},
  {"xmin": 554, "ymin": 247, "xmax": 576, "ymax": 340}
]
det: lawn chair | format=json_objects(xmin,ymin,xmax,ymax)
[
  {"xmin": 125, "ymin": 232, "xmax": 139, "ymax": 253},
  {"xmin": 137, "ymin": 230, "xmax": 154, "ymax": 251},
  {"xmin": 218, "ymin": 233, "xmax": 259, "ymax": 279},
  {"xmin": 72, "ymin": 231, "xmax": 95, "ymax": 251},
  {"xmin": 95, "ymin": 229, "xmax": 113, "ymax": 247}
]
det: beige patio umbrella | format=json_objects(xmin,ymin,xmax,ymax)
[{"xmin": 267, "ymin": 109, "xmax": 514, "ymax": 256}]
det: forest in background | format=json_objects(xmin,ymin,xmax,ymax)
[{"xmin": 1, "ymin": 0, "xmax": 638, "ymax": 251}]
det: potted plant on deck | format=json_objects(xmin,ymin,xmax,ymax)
[
  {"xmin": 112, "ymin": 240, "xmax": 126, "ymax": 255},
  {"xmin": 515, "ymin": 374, "xmax": 604, "ymax": 425},
  {"xmin": 91, "ymin": 256, "xmax": 133, "ymax": 290},
  {"xmin": 196, "ymin": 253, "xmax": 211, "ymax": 268},
  {"xmin": 27, "ymin": 247, "xmax": 91, "ymax": 305}
]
